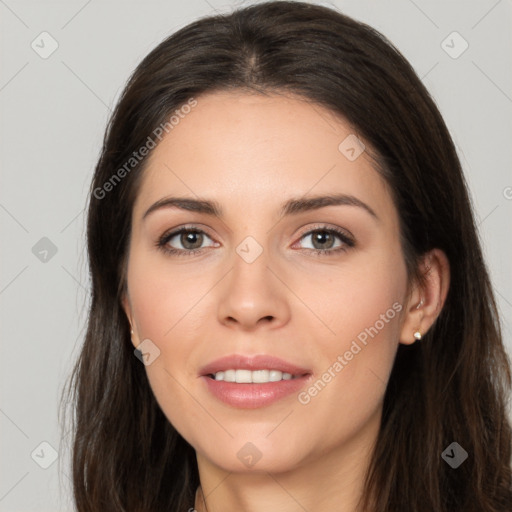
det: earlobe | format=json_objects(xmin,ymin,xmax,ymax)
[
  {"xmin": 399, "ymin": 248, "xmax": 450, "ymax": 345},
  {"xmin": 121, "ymin": 292, "xmax": 139, "ymax": 348},
  {"xmin": 121, "ymin": 293, "xmax": 131, "ymax": 325}
]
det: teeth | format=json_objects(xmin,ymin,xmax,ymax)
[
  {"xmin": 236, "ymin": 369, "xmax": 252, "ymax": 383},
  {"xmin": 213, "ymin": 369, "xmax": 296, "ymax": 383},
  {"xmin": 252, "ymin": 370, "xmax": 269, "ymax": 383},
  {"xmin": 224, "ymin": 369, "xmax": 235, "ymax": 382}
]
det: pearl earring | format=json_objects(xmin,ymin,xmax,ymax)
[{"xmin": 413, "ymin": 330, "xmax": 422, "ymax": 341}]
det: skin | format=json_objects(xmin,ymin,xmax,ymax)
[{"xmin": 122, "ymin": 90, "xmax": 450, "ymax": 512}]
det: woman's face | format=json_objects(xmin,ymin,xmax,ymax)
[{"xmin": 123, "ymin": 90, "xmax": 412, "ymax": 474}]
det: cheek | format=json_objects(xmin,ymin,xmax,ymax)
[
  {"xmin": 298, "ymin": 251, "xmax": 406, "ymax": 413},
  {"xmin": 126, "ymin": 256, "xmax": 216, "ymax": 441},
  {"xmin": 310, "ymin": 248, "xmax": 406, "ymax": 347},
  {"xmin": 127, "ymin": 249, "xmax": 208, "ymax": 341}
]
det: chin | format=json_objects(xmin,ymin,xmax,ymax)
[{"xmin": 195, "ymin": 436, "xmax": 311, "ymax": 474}]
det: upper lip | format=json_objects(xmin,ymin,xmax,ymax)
[{"xmin": 199, "ymin": 354, "xmax": 311, "ymax": 377}]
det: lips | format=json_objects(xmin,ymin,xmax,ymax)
[
  {"xmin": 199, "ymin": 354, "xmax": 312, "ymax": 409},
  {"xmin": 199, "ymin": 354, "xmax": 311, "ymax": 378}
]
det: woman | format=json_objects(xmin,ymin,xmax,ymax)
[{"xmin": 61, "ymin": 1, "xmax": 512, "ymax": 510}]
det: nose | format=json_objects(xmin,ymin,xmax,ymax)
[{"xmin": 216, "ymin": 247, "xmax": 291, "ymax": 331}]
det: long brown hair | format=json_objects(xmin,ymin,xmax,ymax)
[{"xmin": 60, "ymin": 1, "xmax": 512, "ymax": 510}]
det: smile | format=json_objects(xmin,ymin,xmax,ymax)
[{"xmin": 209, "ymin": 369, "xmax": 300, "ymax": 383}]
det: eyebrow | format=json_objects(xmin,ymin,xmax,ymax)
[{"xmin": 142, "ymin": 193, "xmax": 379, "ymax": 221}]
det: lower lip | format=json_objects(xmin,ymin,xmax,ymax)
[{"xmin": 201, "ymin": 375, "xmax": 311, "ymax": 409}]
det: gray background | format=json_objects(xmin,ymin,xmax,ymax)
[{"xmin": 1, "ymin": 0, "xmax": 511, "ymax": 510}]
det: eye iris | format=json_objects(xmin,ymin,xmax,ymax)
[
  {"xmin": 182, "ymin": 230, "xmax": 203, "ymax": 250},
  {"xmin": 312, "ymin": 231, "xmax": 334, "ymax": 250}
]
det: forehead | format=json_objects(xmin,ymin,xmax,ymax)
[{"xmin": 132, "ymin": 91, "xmax": 396, "ymax": 225}]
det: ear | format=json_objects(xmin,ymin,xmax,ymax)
[
  {"xmin": 121, "ymin": 292, "xmax": 140, "ymax": 349},
  {"xmin": 399, "ymin": 248, "xmax": 450, "ymax": 345}
]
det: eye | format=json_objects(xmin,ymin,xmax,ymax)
[
  {"xmin": 156, "ymin": 224, "xmax": 355, "ymax": 258},
  {"xmin": 156, "ymin": 226, "xmax": 218, "ymax": 257},
  {"xmin": 294, "ymin": 225, "xmax": 355, "ymax": 255}
]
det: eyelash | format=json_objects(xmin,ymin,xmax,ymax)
[{"xmin": 155, "ymin": 224, "xmax": 355, "ymax": 258}]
